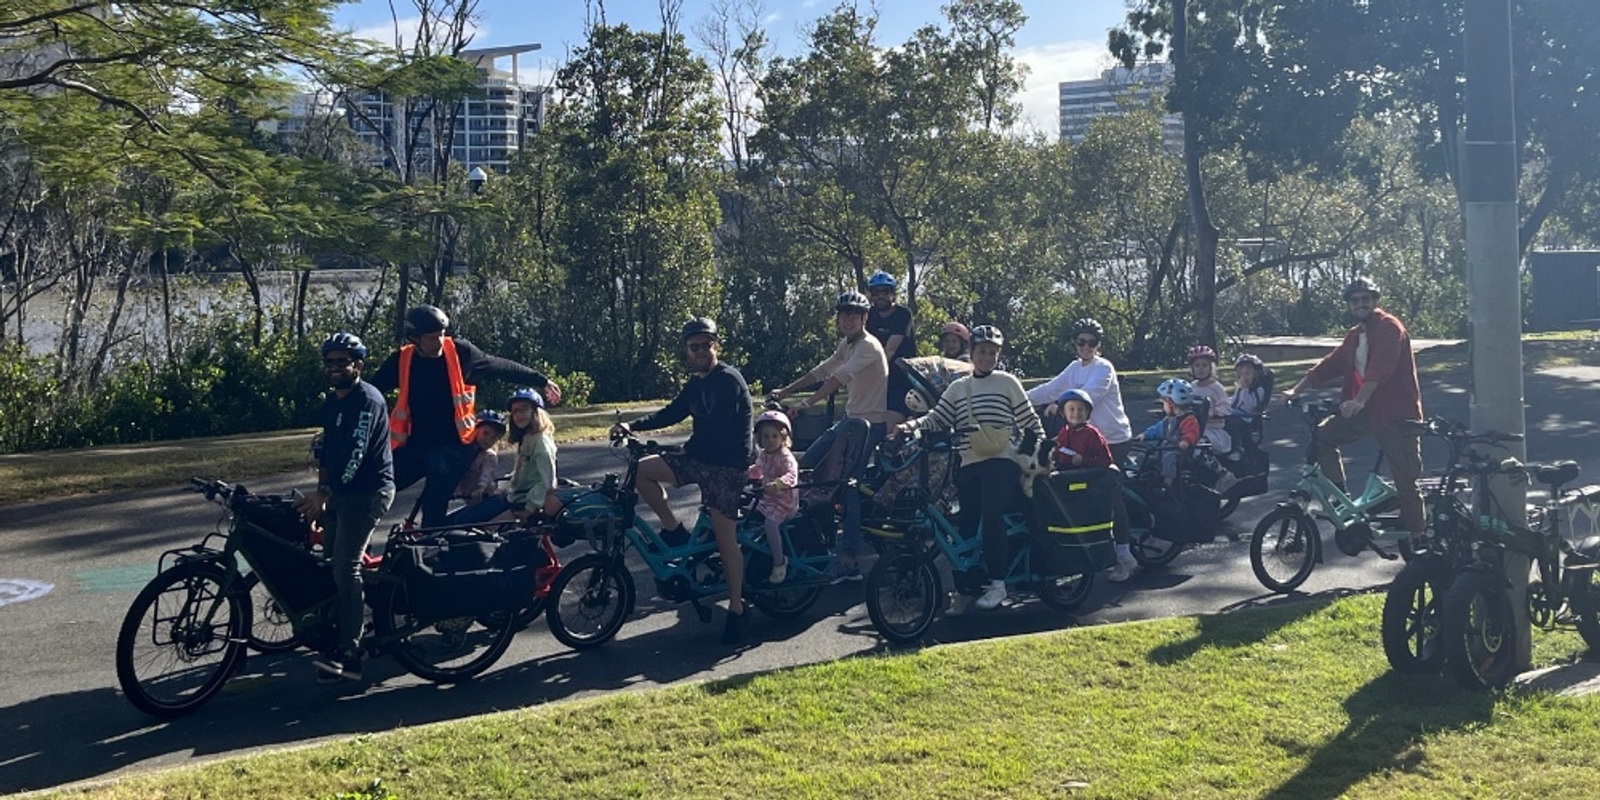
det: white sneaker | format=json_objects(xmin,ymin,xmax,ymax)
[
  {"xmin": 1108, "ymin": 554, "xmax": 1137, "ymax": 583},
  {"xmin": 768, "ymin": 561, "xmax": 787, "ymax": 585},
  {"xmin": 976, "ymin": 582, "xmax": 1007, "ymax": 611},
  {"xmin": 946, "ymin": 592, "xmax": 972, "ymax": 617}
]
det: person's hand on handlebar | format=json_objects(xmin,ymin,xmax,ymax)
[
  {"xmin": 294, "ymin": 487, "xmax": 328, "ymax": 521},
  {"xmin": 609, "ymin": 421, "xmax": 631, "ymax": 440}
]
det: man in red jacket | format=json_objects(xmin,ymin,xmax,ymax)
[{"xmin": 1284, "ymin": 276, "xmax": 1425, "ymax": 549}]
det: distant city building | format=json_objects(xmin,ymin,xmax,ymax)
[
  {"xmin": 289, "ymin": 44, "xmax": 549, "ymax": 176},
  {"xmin": 263, "ymin": 90, "xmax": 342, "ymax": 138},
  {"xmin": 1058, "ymin": 63, "xmax": 1182, "ymax": 150}
]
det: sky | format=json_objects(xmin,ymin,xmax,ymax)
[{"xmin": 331, "ymin": 0, "xmax": 1134, "ymax": 140}]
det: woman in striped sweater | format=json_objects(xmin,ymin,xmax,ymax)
[{"xmin": 895, "ymin": 325, "xmax": 1044, "ymax": 612}]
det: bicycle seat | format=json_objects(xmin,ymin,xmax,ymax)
[{"xmin": 1534, "ymin": 460, "xmax": 1581, "ymax": 487}]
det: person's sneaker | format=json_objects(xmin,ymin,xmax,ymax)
[
  {"xmin": 975, "ymin": 582, "xmax": 1008, "ymax": 611},
  {"xmin": 659, "ymin": 525, "xmax": 691, "ymax": 550},
  {"xmin": 316, "ymin": 669, "xmax": 342, "ymax": 685},
  {"xmin": 313, "ymin": 654, "xmax": 362, "ymax": 683},
  {"xmin": 946, "ymin": 592, "xmax": 972, "ymax": 617},
  {"xmin": 1108, "ymin": 553, "xmax": 1138, "ymax": 583},
  {"xmin": 768, "ymin": 561, "xmax": 787, "ymax": 585},
  {"xmin": 823, "ymin": 559, "xmax": 862, "ymax": 584},
  {"xmin": 1215, "ymin": 472, "xmax": 1239, "ymax": 495}
]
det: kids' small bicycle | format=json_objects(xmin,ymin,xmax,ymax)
[{"xmin": 1249, "ymin": 398, "xmax": 1415, "ymax": 593}]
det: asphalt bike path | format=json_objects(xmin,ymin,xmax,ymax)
[{"xmin": 4, "ymin": 365, "xmax": 1600, "ymax": 794}]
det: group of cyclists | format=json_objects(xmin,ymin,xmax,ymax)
[{"xmin": 300, "ymin": 272, "xmax": 1424, "ymax": 666}]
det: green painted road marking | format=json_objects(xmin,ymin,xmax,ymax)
[{"xmin": 74, "ymin": 563, "xmax": 160, "ymax": 593}]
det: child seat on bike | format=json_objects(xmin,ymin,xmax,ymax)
[
  {"xmin": 1129, "ymin": 441, "xmax": 1222, "ymax": 544},
  {"xmin": 1030, "ymin": 467, "xmax": 1119, "ymax": 575}
]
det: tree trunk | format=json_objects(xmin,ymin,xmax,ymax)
[{"xmin": 1172, "ymin": 0, "xmax": 1220, "ymax": 348}]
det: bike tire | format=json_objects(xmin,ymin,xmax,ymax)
[
  {"xmin": 115, "ymin": 561, "xmax": 249, "ymax": 719},
  {"xmin": 1441, "ymin": 569, "xmax": 1520, "ymax": 691},
  {"xmin": 747, "ymin": 550, "xmax": 823, "ymax": 620},
  {"xmin": 864, "ymin": 551, "xmax": 942, "ymax": 644},
  {"xmin": 374, "ymin": 581, "xmax": 517, "ymax": 683},
  {"xmin": 240, "ymin": 571, "xmax": 301, "ymax": 653},
  {"xmin": 1037, "ymin": 571, "xmax": 1094, "ymax": 611},
  {"xmin": 1566, "ymin": 564, "xmax": 1600, "ymax": 651},
  {"xmin": 1381, "ymin": 558, "xmax": 1450, "ymax": 674},
  {"xmin": 1218, "ymin": 496, "xmax": 1241, "ymax": 520},
  {"xmin": 1126, "ymin": 491, "xmax": 1181, "ymax": 568},
  {"xmin": 545, "ymin": 553, "xmax": 635, "ymax": 650},
  {"xmin": 1250, "ymin": 507, "xmax": 1320, "ymax": 594}
]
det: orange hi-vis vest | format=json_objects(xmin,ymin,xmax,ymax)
[{"xmin": 390, "ymin": 337, "xmax": 477, "ymax": 450}]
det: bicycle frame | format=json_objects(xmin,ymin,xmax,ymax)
[{"xmin": 1286, "ymin": 399, "xmax": 1399, "ymax": 536}]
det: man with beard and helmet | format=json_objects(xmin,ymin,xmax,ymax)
[
  {"xmin": 367, "ymin": 305, "xmax": 562, "ymax": 528},
  {"xmin": 295, "ymin": 332, "xmax": 395, "ymax": 683},
  {"xmin": 1283, "ymin": 276, "xmax": 1426, "ymax": 554},
  {"xmin": 865, "ymin": 271, "xmax": 916, "ymax": 426}
]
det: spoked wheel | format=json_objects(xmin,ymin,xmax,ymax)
[
  {"xmin": 1037, "ymin": 571, "xmax": 1094, "ymax": 611},
  {"xmin": 1382, "ymin": 558, "xmax": 1451, "ymax": 673},
  {"xmin": 115, "ymin": 562, "xmax": 249, "ymax": 719},
  {"xmin": 545, "ymin": 553, "xmax": 635, "ymax": 650},
  {"xmin": 747, "ymin": 550, "xmax": 823, "ymax": 620},
  {"xmin": 374, "ymin": 582, "xmax": 518, "ymax": 683},
  {"xmin": 1126, "ymin": 493, "xmax": 1181, "ymax": 568},
  {"xmin": 1251, "ymin": 507, "xmax": 1320, "ymax": 593},
  {"xmin": 241, "ymin": 571, "xmax": 300, "ymax": 653},
  {"xmin": 865, "ymin": 551, "xmax": 942, "ymax": 644},
  {"xmin": 1564, "ymin": 561, "xmax": 1600, "ymax": 651},
  {"xmin": 1441, "ymin": 569, "xmax": 1520, "ymax": 691}
]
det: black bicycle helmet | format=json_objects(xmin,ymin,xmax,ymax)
[
  {"xmin": 835, "ymin": 291, "xmax": 870, "ymax": 314},
  {"xmin": 1069, "ymin": 317, "xmax": 1105, "ymax": 341},
  {"xmin": 970, "ymin": 325, "xmax": 1005, "ymax": 348},
  {"xmin": 403, "ymin": 305, "xmax": 450, "ymax": 338},
  {"xmin": 682, "ymin": 317, "xmax": 719, "ymax": 341},
  {"xmin": 320, "ymin": 332, "xmax": 368, "ymax": 361},
  {"xmin": 1342, "ymin": 276, "xmax": 1381, "ymax": 301}
]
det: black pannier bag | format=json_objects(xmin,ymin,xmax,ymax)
[
  {"xmin": 1031, "ymin": 468, "xmax": 1118, "ymax": 575},
  {"xmin": 235, "ymin": 511, "xmax": 333, "ymax": 616},
  {"xmin": 386, "ymin": 531, "xmax": 541, "ymax": 622},
  {"xmin": 238, "ymin": 496, "xmax": 314, "ymax": 546}
]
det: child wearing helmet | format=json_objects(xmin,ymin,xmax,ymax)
[
  {"xmin": 938, "ymin": 321, "xmax": 971, "ymax": 362},
  {"xmin": 1229, "ymin": 353, "xmax": 1270, "ymax": 416},
  {"xmin": 748, "ymin": 410, "xmax": 800, "ymax": 584},
  {"xmin": 1141, "ymin": 379, "xmax": 1204, "ymax": 486},
  {"xmin": 506, "ymin": 388, "xmax": 560, "ymax": 521},
  {"xmin": 445, "ymin": 410, "xmax": 510, "ymax": 522},
  {"xmin": 1186, "ymin": 345, "xmax": 1233, "ymax": 455},
  {"xmin": 1051, "ymin": 389, "xmax": 1113, "ymax": 470}
]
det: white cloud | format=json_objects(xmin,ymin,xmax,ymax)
[
  {"xmin": 347, "ymin": 15, "xmax": 492, "ymax": 51},
  {"xmin": 1011, "ymin": 39, "xmax": 1116, "ymax": 140}
]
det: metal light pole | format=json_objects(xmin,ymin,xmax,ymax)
[{"xmin": 1463, "ymin": 0, "xmax": 1530, "ymax": 667}]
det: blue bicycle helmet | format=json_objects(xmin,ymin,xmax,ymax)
[
  {"xmin": 508, "ymin": 387, "xmax": 544, "ymax": 409},
  {"xmin": 1157, "ymin": 378, "xmax": 1195, "ymax": 406},
  {"xmin": 475, "ymin": 409, "xmax": 509, "ymax": 431},
  {"xmin": 867, "ymin": 271, "xmax": 897, "ymax": 291},
  {"xmin": 321, "ymin": 332, "xmax": 368, "ymax": 361},
  {"xmin": 1058, "ymin": 388, "xmax": 1093, "ymax": 414}
]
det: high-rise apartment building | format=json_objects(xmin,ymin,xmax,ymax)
[
  {"xmin": 1058, "ymin": 62, "xmax": 1182, "ymax": 150},
  {"xmin": 339, "ymin": 44, "xmax": 548, "ymax": 176}
]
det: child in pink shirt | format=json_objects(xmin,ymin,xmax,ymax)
[{"xmin": 747, "ymin": 410, "xmax": 799, "ymax": 583}]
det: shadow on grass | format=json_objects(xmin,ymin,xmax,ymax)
[
  {"xmin": 1145, "ymin": 587, "xmax": 1372, "ymax": 666},
  {"xmin": 1261, "ymin": 671, "xmax": 1496, "ymax": 800}
]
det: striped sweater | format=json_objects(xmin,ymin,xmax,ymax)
[{"xmin": 907, "ymin": 371, "xmax": 1045, "ymax": 464}]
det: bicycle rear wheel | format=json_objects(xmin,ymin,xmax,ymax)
[
  {"xmin": 1381, "ymin": 558, "xmax": 1450, "ymax": 673},
  {"xmin": 1251, "ymin": 507, "xmax": 1319, "ymax": 593},
  {"xmin": 1441, "ymin": 570, "xmax": 1520, "ymax": 691},
  {"xmin": 747, "ymin": 550, "xmax": 823, "ymax": 620},
  {"xmin": 374, "ymin": 582, "xmax": 517, "ymax": 683},
  {"xmin": 1126, "ymin": 492, "xmax": 1181, "ymax": 568},
  {"xmin": 1566, "ymin": 564, "xmax": 1600, "ymax": 651},
  {"xmin": 115, "ymin": 561, "xmax": 249, "ymax": 719},
  {"xmin": 1037, "ymin": 572, "xmax": 1094, "ymax": 611}
]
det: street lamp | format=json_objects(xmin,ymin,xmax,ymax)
[{"xmin": 467, "ymin": 166, "xmax": 488, "ymax": 195}]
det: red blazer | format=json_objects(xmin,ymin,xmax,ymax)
[{"xmin": 1302, "ymin": 308, "xmax": 1423, "ymax": 433}]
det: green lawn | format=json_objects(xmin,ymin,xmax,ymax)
[{"xmin": 38, "ymin": 594, "xmax": 1600, "ymax": 799}]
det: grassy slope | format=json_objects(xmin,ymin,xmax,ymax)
[{"xmin": 37, "ymin": 595, "xmax": 1600, "ymax": 800}]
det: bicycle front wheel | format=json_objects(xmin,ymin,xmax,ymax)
[
  {"xmin": 865, "ymin": 551, "xmax": 942, "ymax": 644},
  {"xmin": 545, "ymin": 553, "xmax": 635, "ymax": 650},
  {"xmin": 1441, "ymin": 569, "xmax": 1520, "ymax": 690},
  {"xmin": 1381, "ymin": 558, "xmax": 1450, "ymax": 674},
  {"xmin": 1251, "ymin": 507, "xmax": 1319, "ymax": 593},
  {"xmin": 115, "ymin": 561, "xmax": 249, "ymax": 719},
  {"xmin": 241, "ymin": 571, "xmax": 300, "ymax": 653},
  {"xmin": 374, "ymin": 582, "xmax": 518, "ymax": 683}
]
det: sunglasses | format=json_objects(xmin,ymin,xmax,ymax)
[
  {"xmin": 686, "ymin": 342, "xmax": 715, "ymax": 353},
  {"xmin": 323, "ymin": 357, "xmax": 354, "ymax": 368},
  {"xmin": 1347, "ymin": 294, "xmax": 1377, "ymax": 305},
  {"xmin": 1074, "ymin": 338, "xmax": 1099, "ymax": 348}
]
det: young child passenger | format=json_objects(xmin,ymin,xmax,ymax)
[
  {"xmin": 1230, "ymin": 353, "xmax": 1269, "ymax": 416},
  {"xmin": 505, "ymin": 387, "xmax": 561, "ymax": 522},
  {"xmin": 444, "ymin": 409, "xmax": 509, "ymax": 525},
  {"xmin": 748, "ymin": 410, "xmax": 799, "ymax": 584},
  {"xmin": 1052, "ymin": 389, "xmax": 1113, "ymax": 470},
  {"xmin": 1186, "ymin": 345, "xmax": 1233, "ymax": 454},
  {"xmin": 1140, "ymin": 379, "xmax": 1203, "ymax": 486}
]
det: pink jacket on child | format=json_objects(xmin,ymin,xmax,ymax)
[{"xmin": 747, "ymin": 449, "xmax": 799, "ymax": 522}]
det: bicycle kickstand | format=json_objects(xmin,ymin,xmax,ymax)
[
  {"xmin": 1368, "ymin": 539, "xmax": 1399, "ymax": 562},
  {"xmin": 689, "ymin": 598, "xmax": 714, "ymax": 624}
]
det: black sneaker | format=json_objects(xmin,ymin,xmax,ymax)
[
  {"xmin": 658, "ymin": 525, "xmax": 691, "ymax": 550},
  {"xmin": 721, "ymin": 608, "xmax": 745, "ymax": 644}
]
